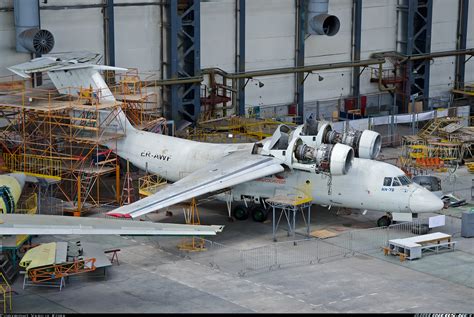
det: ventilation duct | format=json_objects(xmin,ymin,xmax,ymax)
[
  {"xmin": 307, "ymin": 0, "xmax": 340, "ymax": 36},
  {"xmin": 14, "ymin": 0, "xmax": 54, "ymax": 54}
]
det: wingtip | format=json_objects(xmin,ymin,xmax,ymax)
[{"xmin": 107, "ymin": 213, "xmax": 132, "ymax": 219}]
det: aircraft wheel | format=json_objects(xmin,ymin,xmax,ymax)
[
  {"xmin": 376, "ymin": 215, "xmax": 392, "ymax": 227},
  {"xmin": 251, "ymin": 206, "xmax": 268, "ymax": 223},
  {"xmin": 232, "ymin": 205, "xmax": 249, "ymax": 221},
  {"xmin": 411, "ymin": 224, "xmax": 430, "ymax": 235}
]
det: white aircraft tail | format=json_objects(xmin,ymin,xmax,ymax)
[{"xmin": 8, "ymin": 54, "xmax": 139, "ymax": 139}]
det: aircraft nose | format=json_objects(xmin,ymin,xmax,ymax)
[{"xmin": 409, "ymin": 188, "xmax": 444, "ymax": 213}]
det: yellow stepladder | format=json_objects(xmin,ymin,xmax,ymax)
[{"xmin": 0, "ymin": 273, "xmax": 12, "ymax": 313}]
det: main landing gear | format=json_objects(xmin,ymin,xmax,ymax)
[
  {"xmin": 232, "ymin": 204, "xmax": 269, "ymax": 222},
  {"xmin": 376, "ymin": 213, "xmax": 393, "ymax": 227},
  {"xmin": 232, "ymin": 205, "xmax": 249, "ymax": 221}
]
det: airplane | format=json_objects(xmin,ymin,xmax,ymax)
[{"xmin": 5, "ymin": 53, "xmax": 445, "ymax": 229}]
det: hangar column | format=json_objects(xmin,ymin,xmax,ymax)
[
  {"xmin": 351, "ymin": 0, "xmax": 362, "ymax": 109},
  {"xmin": 295, "ymin": 0, "xmax": 306, "ymax": 123},
  {"xmin": 167, "ymin": 0, "xmax": 201, "ymax": 127},
  {"xmin": 397, "ymin": 0, "xmax": 433, "ymax": 112},
  {"xmin": 455, "ymin": 0, "xmax": 469, "ymax": 91},
  {"xmin": 236, "ymin": 0, "xmax": 246, "ymax": 116}
]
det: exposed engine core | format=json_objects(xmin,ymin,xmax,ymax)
[
  {"xmin": 315, "ymin": 124, "xmax": 381, "ymax": 159},
  {"xmin": 295, "ymin": 142, "xmax": 354, "ymax": 175}
]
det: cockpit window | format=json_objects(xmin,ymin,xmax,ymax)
[
  {"xmin": 383, "ymin": 177, "xmax": 392, "ymax": 186},
  {"xmin": 392, "ymin": 178, "xmax": 401, "ymax": 186},
  {"xmin": 398, "ymin": 175, "xmax": 411, "ymax": 185}
]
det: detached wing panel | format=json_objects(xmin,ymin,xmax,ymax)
[
  {"xmin": 0, "ymin": 214, "xmax": 223, "ymax": 236},
  {"xmin": 107, "ymin": 152, "xmax": 284, "ymax": 219}
]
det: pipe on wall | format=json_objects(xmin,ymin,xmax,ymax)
[{"xmin": 307, "ymin": 0, "xmax": 340, "ymax": 36}]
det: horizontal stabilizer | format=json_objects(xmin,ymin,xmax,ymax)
[{"xmin": 7, "ymin": 51, "xmax": 126, "ymax": 78}]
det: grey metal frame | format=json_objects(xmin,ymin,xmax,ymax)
[
  {"xmin": 268, "ymin": 200, "xmax": 312, "ymax": 242},
  {"xmin": 168, "ymin": 0, "xmax": 201, "ymax": 126}
]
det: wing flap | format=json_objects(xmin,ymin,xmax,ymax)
[{"xmin": 107, "ymin": 152, "xmax": 284, "ymax": 219}]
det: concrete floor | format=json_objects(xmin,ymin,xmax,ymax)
[
  {"xmin": 11, "ymin": 145, "xmax": 474, "ymax": 313},
  {"xmin": 13, "ymin": 196, "xmax": 474, "ymax": 313}
]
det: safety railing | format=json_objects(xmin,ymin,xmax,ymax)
[
  {"xmin": 159, "ymin": 216, "xmax": 463, "ymax": 276},
  {"xmin": 17, "ymin": 193, "xmax": 37, "ymax": 214},
  {"xmin": 0, "ymin": 273, "xmax": 12, "ymax": 313},
  {"xmin": 2, "ymin": 153, "xmax": 61, "ymax": 180},
  {"xmin": 37, "ymin": 197, "xmax": 64, "ymax": 216}
]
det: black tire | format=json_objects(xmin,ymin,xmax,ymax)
[
  {"xmin": 377, "ymin": 215, "xmax": 392, "ymax": 227},
  {"xmin": 251, "ymin": 206, "xmax": 268, "ymax": 222},
  {"xmin": 232, "ymin": 205, "xmax": 249, "ymax": 221},
  {"xmin": 411, "ymin": 224, "xmax": 429, "ymax": 235}
]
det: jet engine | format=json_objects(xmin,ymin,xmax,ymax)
[
  {"xmin": 294, "ymin": 141, "xmax": 354, "ymax": 175},
  {"xmin": 315, "ymin": 123, "xmax": 381, "ymax": 159}
]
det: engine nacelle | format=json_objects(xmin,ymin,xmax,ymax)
[
  {"xmin": 295, "ymin": 142, "xmax": 354, "ymax": 175},
  {"xmin": 358, "ymin": 130, "xmax": 382, "ymax": 160},
  {"xmin": 315, "ymin": 123, "xmax": 381, "ymax": 159}
]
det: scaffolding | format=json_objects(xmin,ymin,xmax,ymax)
[
  {"xmin": 112, "ymin": 69, "xmax": 166, "ymax": 133},
  {"xmin": 0, "ymin": 71, "xmax": 164, "ymax": 216},
  {"xmin": 178, "ymin": 198, "xmax": 206, "ymax": 252},
  {"xmin": 185, "ymin": 116, "xmax": 296, "ymax": 143},
  {"xmin": 0, "ymin": 273, "xmax": 12, "ymax": 313},
  {"xmin": 138, "ymin": 174, "xmax": 167, "ymax": 197},
  {"xmin": 398, "ymin": 115, "xmax": 473, "ymax": 175}
]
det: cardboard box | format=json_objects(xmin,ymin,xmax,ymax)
[{"xmin": 408, "ymin": 101, "xmax": 423, "ymax": 113}]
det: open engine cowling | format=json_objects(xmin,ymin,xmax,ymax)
[
  {"xmin": 315, "ymin": 123, "xmax": 381, "ymax": 159},
  {"xmin": 295, "ymin": 142, "xmax": 354, "ymax": 175}
]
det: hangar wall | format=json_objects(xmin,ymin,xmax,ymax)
[{"xmin": 0, "ymin": 0, "xmax": 471, "ymax": 113}]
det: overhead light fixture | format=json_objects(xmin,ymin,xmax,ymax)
[
  {"xmin": 253, "ymin": 79, "xmax": 264, "ymax": 88},
  {"xmin": 243, "ymin": 78, "xmax": 265, "ymax": 89}
]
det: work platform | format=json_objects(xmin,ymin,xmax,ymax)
[
  {"xmin": 20, "ymin": 241, "xmax": 112, "ymax": 291},
  {"xmin": 384, "ymin": 232, "xmax": 456, "ymax": 261},
  {"xmin": 267, "ymin": 194, "xmax": 312, "ymax": 242},
  {"xmin": 0, "ymin": 69, "xmax": 166, "ymax": 216}
]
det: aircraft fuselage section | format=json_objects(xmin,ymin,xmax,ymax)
[
  {"xmin": 231, "ymin": 158, "xmax": 413, "ymax": 213},
  {"xmin": 111, "ymin": 129, "xmax": 254, "ymax": 181}
]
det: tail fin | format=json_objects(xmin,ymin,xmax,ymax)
[
  {"xmin": 115, "ymin": 107, "xmax": 136, "ymax": 133},
  {"xmin": 8, "ymin": 55, "xmax": 138, "ymax": 144}
]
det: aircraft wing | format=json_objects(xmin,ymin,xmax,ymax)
[
  {"xmin": 107, "ymin": 151, "xmax": 285, "ymax": 219},
  {"xmin": 0, "ymin": 214, "xmax": 223, "ymax": 236}
]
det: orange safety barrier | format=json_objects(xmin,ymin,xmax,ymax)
[
  {"xmin": 415, "ymin": 157, "xmax": 444, "ymax": 169},
  {"xmin": 28, "ymin": 258, "xmax": 96, "ymax": 283}
]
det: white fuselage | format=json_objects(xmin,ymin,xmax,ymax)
[
  {"xmin": 110, "ymin": 127, "xmax": 254, "ymax": 181},
  {"xmin": 107, "ymin": 123, "xmax": 443, "ymax": 215}
]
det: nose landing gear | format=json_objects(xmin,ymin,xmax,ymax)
[{"xmin": 376, "ymin": 213, "xmax": 393, "ymax": 227}]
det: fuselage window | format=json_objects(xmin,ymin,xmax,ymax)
[
  {"xmin": 392, "ymin": 178, "xmax": 401, "ymax": 186},
  {"xmin": 383, "ymin": 177, "xmax": 392, "ymax": 186}
]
